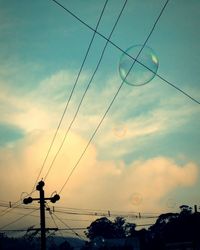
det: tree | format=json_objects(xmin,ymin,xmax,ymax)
[
  {"xmin": 124, "ymin": 222, "xmax": 136, "ymax": 237},
  {"xmin": 59, "ymin": 240, "xmax": 74, "ymax": 250},
  {"xmin": 147, "ymin": 205, "xmax": 200, "ymax": 250},
  {"xmin": 85, "ymin": 217, "xmax": 137, "ymax": 241},
  {"xmin": 179, "ymin": 205, "xmax": 192, "ymax": 215},
  {"xmin": 113, "ymin": 217, "xmax": 126, "ymax": 238},
  {"xmin": 149, "ymin": 212, "xmax": 179, "ymax": 238},
  {"xmin": 85, "ymin": 217, "xmax": 116, "ymax": 240}
]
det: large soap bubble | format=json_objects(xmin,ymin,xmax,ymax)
[{"xmin": 119, "ymin": 45, "xmax": 159, "ymax": 86}]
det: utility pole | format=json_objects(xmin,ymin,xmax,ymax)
[{"xmin": 23, "ymin": 181, "xmax": 60, "ymax": 250}]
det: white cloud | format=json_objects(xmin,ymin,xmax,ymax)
[
  {"xmin": 1, "ymin": 69, "xmax": 198, "ymax": 167},
  {"xmin": 0, "ymin": 131, "xmax": 198, "ymax": 218}
]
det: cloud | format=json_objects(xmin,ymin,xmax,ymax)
[
  {"xmin": 0, "ymin": 122, "xmax": 24, "ymax": 146},
  {"xmin": 63, "ymin": 153, "xmax": 198, "ymax": 213},
  {"xmin": 0, "ymin": 68, "xmax": 198, "ymax": 168},
  {"xmin": 0, "ymin": 130, "xmax": 198, "ymax": 216},
  {"xmin": 0, "ymin": 70, "xmax": 199, "ymax": 213}
]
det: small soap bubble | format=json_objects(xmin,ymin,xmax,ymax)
[
  {"xmin": 130, "ymin": 192, "xmax": 143, "ymax": 206},
  {"xmin": 119, "ymin": 45, "xmax": 159, "ymax": 86},
  {"xmin": 166, "ymin": 198, "xmax": 177, "ymax": 209},
  {"xmin": 113, "ymin": 125, "xmax": 127, "ymax": 138}
]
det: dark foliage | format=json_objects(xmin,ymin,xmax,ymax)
[
  {"xmin": 147, "ymin": 205, "xmax": 200, "ymax": 250},
  {"xmin": 0, "ymin": 232, "xmax": 37, "ymax": 250},
  {"xmin": 84, "ymin": 205, "xmax": 200, "ymax": 250},
  {"xmin": 0, "ymin": 233, "xmax": 74, "ymax": 250},
  {"xmin": 1, "ymin": 205, "xmax": 199, "ymax": 250},
  {"xmin": 85, "ymin": 216, "xmax": 137, "ymax": 241},
  {"xmin": 59, "ymin": 240, "xmax": 74, "ymax": 250}
]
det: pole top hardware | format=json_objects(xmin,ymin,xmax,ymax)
[
  {"xmin": 23, "ymin": 197, "xmax": 33, "ymax": 204},
  {"xmin": 50, "ymin": 194, "xmax": 60, "ymax": 203},
  {"xmin": 36, "ymin": 180, "xmax": 45, "ymax": 191}
]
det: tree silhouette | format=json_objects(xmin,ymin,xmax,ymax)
[
  {"xmin": 59, "ymin": 240, "xmax": 74, "ymax": 250},
  {"xmin": 113, "ymin": 217, "xmax": 127, "ymax": 238},
  {"xmin": 85, "ymin": 216, "xmax": 137, "ymax": 241},
  {"xmin": 148, "ymin": 205, "xmax": 200, "ymax": 250},
  {"xmin": 85, "ymin": 217, "xmax": 116, "ymax": 240}
]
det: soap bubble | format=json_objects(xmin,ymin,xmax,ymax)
[
  {"xmin": 113, "ymin": 124, "xmax": 127, "ymax": 138},
  {"xmin": 119, "ymin": 45, "xmax": 159, "ymax": 86},
  {"xmin": 130, "ymin": 192, "xmax": 143, "ymax": 206},
  {"xmin": 166, "ymin": 198, "xmax": 177, "ymax": 209}
]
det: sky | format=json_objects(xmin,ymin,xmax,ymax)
[{"xmin": 0, "ymin": 0, "xmax": 200, "ymax": 236}]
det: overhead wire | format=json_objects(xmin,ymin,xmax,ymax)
[
  {"xmin": 43, "ymin": 0, "xmax": 128, "ymax": 181},
  {"xmin": 0, "ymin": 205, "xmax": 159, "ymax": 221},
  {"xmin": 54, "ymin": 210, "xmax": 158, "ymax": 220},
  {"xmin": 0, "ymin": 199, "xmax": 172, "ymax": 218},
  {"xmin": 58, "ymin": 227, "xmax": 87, "ymax": 231},
  {"xmin": 0, "ymin": 208, "xmax": 40, "ymax": 219},
  {"xmin": 0, "ymin": 205, "xmax": 158, "ymax": 236},
  {"xmin": 58, "ymin": 0, "xmax": 170, "ymax": 194},
  {"xmin": 48, "ymin": 210, "xmax": 64, "ymax": 238},
  {"xmin": 0, "ymin": 208, "xmax": 38, "ymax": 230},
  {"xmin": 0, "ymin": 0, "xmax": 109, "ymax": 220},
  {"xmin": 0, "ymin": 190, "xmax": 36, "ymax": 218},
  {"xmin": 0, "ymin": 224, "xmax": 154, "ymax": 233},
  {"xmin": 53, "ymin": 212, "xmax": 85, "ymax": 241},
  {"xmin": 1, "ymin": 0, "xmax": 189, "ymax": 229},
  {"xmin": 52, "ymin": 0, "xmax": 199, "ymax": 104},
  {"xmin": 0, "ymin": 200, "xmax": 25, "ymax": 217},
  {"xmin": 0, "ymin": 229, "xmax": 29, "ymax": 232},
  {"xmin": 0, "ymin": 201, "xmax": 161, "ymax": 221},
  {"xmin": 32, "ymin": 0, "xmax": 109, "ymax": 192}
]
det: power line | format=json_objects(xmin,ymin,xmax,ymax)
[
  {"xmin": 53, "ymin": 212, "xmax": 85, "ymax": 241},
  {"xmin": 0, "ymin": 208, "xmax": 40, "ymax": 219},
  {"xmin": 156, "ymin": 74, "xmax": 200, "ymax": 104},
  {"xmin": 43, "ymin": 0, "xmax": 128, "ymax": 181},
  {"xmin": 58, "ymin": 227, "xmax": 87, "ymax": 231},
  {"xmin": 49, "ymin": 211, "xmax": 64, "ymax": 238},
  {"xmin": 0, "ymin": 208, "xmax": 38, "ymax": 230},
  {"xmin": 0, "ymin": 203, "xmax": 159, "ymax": 220},
  {"xmin": 0, "ymin": 205, "xmax": 158, "ymax": 234},
  {"xmin": 54, "ymin": 210, "xmax": 158, "ymax": 220},
  {"xmin": 32, "ymin": 0, "xmax": 109, "ymax": 192},
  {"xmin": 52, "ymin": 0, "xmax": 199, "ymax": 104},
  {"xmin": 0, "ymin": 190, "xmax": 36, "ymax": 218},
  {"xmin": 53, "ymin": 205, "xmax": 161, "ymax": 215},
  {"xmin": 0, "ymin": 0, "xmax": 109, "ymax": 222},
  {"xmin": 0, "ymin": 229, "xmax": 29, "ymax": 232},
  {"xmin": 0, "ymin": 202, "xmax": 39, "ymax": 211},
  {"xmin": 0, "ymin": 200, "xmax": 23, "ymax": 217},
  {"xmin": 58, "ymin": 0, "xmax": 170, "ymax": 194},
  {"xmin": 0, "ymin": 201, "xmax": 170, "ymax": 218},
  {"xmin": 0, "ymin": 224, "xmax": 153, "ymax": 233}
]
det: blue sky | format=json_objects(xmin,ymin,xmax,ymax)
[{"xmin": 0, "ymin": 0, "xmax": 199, "ymax": 232}]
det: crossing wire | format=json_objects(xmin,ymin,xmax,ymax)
[
  {"xmin": 32, "ymin": 0, "xmax": 109, "ymax": 192},
  {"xmin": 53, "ymin": 212, "xmax": 85, "ymax": 241},
  {"xmin": 0, "ymin": 200, "xmax": 24, "ymax": 217},
  {"xmin": 49, "ymin": 211, "xmax": 64, "ymax": 238},
  {"xmin": 52, "ymin": 0, "xmax": 199, "ymax": 104},
  {"xmin": 0, "ymin": 224, "xmax": 154, "ymax": 232},
  {"xmin": 58, "ymin": 0, "xmax": 170, "ymax": 194},
  {"xmin": 0, "ymin": 200, "xmax": 169, "ymax": 218},
  {"xmin": 0, "ymin": 190, "xmax": 36, "ymax": 218},
  {"xmin": 0, "ymin": 201, "xmax": 161, "ymax": 220},
  {"xmin": 0, "ymin": 208, "xmax": 38, "ymax": 230},
  {"xmin": 43, "ymin": 0, "xmax": 128, "ymax": 181},
  {"xmin": 0, "ymin": 204, "xmax": 159, "ymax": 220}
]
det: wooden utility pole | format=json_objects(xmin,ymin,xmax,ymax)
[{"xmin": 23, "ymin": 181, "xmax": 60, "ymax": 250}]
